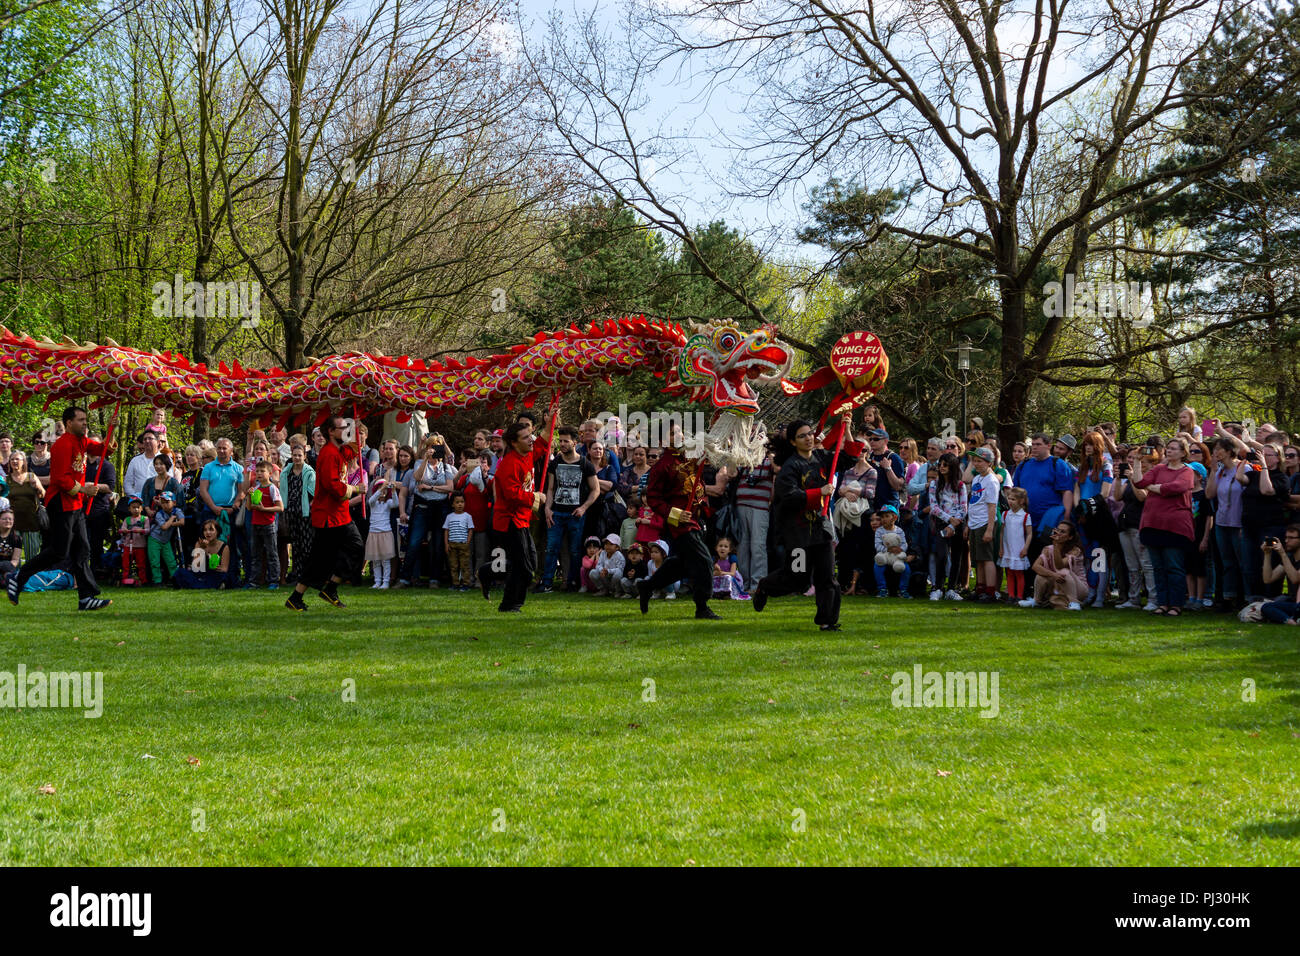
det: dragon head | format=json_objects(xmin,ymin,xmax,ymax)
[{"xmin": 667, "ymin": 323, "xmax": 794, "ymax": 415}]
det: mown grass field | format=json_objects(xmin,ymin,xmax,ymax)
[{"xmin": 1, "ymin": 587, "xmax": 1297, "ymax": 865}]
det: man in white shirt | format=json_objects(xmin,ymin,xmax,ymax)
[{"xmin": 123, "ymin": 430, "xmax": 163, "ymax": 502}]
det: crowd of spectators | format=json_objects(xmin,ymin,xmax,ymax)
[{"xmin": 2, "ymin": 405, "xmax": 1298, "ymax": 625}]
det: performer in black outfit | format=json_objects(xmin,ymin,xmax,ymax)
[{"xmin": 752, "ymin": 417, "xmax": 862, "ymax": 631}]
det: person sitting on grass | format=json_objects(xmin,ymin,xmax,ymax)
[
  {"xmin": 0, "ymin": 509, "xmax": 22, "ymax": 585},
  {"xmin": 646, "ymin": 539, "xmax": 677, "ymax": 600},
  {"xmin": 172, "ymin": 519, "xmax": 233, "ymax": 589},
  {"xmin": 592, "ymin": 533, "xmax": 626, "ymax": 596},
  {"xmin": 619, "ymin": 542, "xmax": 648, "ymax": 597},
  {"xmin": 147, "ymin": 491, "xmax": 184, "ymax": 586},
  {"xmin": 1260, "ymin": 526, "xmax": 1300, "ymax": 624},
  {"xmin": 1021, "ymin": 521, "xmax": 1086, "ymax": 610},
  {"xmin": 578, "ymin": 536, "xmax": 601, "ymax": 592},
  {"xmin": 711, "ymin": 535, "xmax": 749, "ymax": 600}
]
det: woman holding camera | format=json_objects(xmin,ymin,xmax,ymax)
[
  {"xmin": 1132, "ymin": 437, "xmax": 1195, "ymax": 615},
  {"xmin": 1112, "ymin": 446, "xmax": 1155, "ymax": 610},
  {"xmin": 1236, "ymin": 443, "xmax": 1286, "ymax": 600},
  {"xmin": 1206, "ymin": 437, "xmax": 1246, "ymax": 608},
  {"xmin": 1260, "ymin": 526, "xmax": 1300, "ymax": 623}
]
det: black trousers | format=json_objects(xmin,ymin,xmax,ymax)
[
  {"xmin": 644, "ymin": 528, "xmax": 713, "ymax": 611},
  {"xmin": 759, "ymin": 537, "xmax": 841, "ymax": 626},
  {"xmin": 304, "ymin": 522, "xmax": 364, "ymax": 590},
  {"xmin": 478, "ymin": 524, "xmax": 536, "ymax": 611},
  {"xmin": 16, "ymin": 498, "xmax": 100, "ymax": 600}
]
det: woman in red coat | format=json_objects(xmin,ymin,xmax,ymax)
[{"xmin": 1132, "ymin": 437, "xmax": 1195, "ymax": 616}]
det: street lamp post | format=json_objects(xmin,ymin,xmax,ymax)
[{"xmin": 947, "ymin": 338, "xmax": 982, "ymax": 435}]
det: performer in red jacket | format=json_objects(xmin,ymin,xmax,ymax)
[
  {"xmin": 477, "ymin": 419, "xmax": 550, "ymax": 612},
  {"xmin": 8, "ymin": 406, "xmax": 114, "ymax": 610},
  {"xmin": 285, "ymin": 415, "xmax": 364, "ymax": 611},
  {"xmin": 636, "ymin": 427, "xmax": 721, "ymax": 620}
]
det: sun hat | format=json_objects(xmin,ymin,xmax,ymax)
[
  {"xmin": 604, "ymin": 533, "xmax": 621, "ymax": 545},
  {"xmin": 584, "ymin": 535, "xmax": 601, "ymax": 548},
  {"xmin": 651, "ymin": 538, "xmax": 670, "ymax": 556},
  {"xmin": 1057, "ymin": 434, "xmax": 1077, "ymax": 451},
  {"xmin": 973, "ymin": 447, "xmax": 995, "ymax": 462}
]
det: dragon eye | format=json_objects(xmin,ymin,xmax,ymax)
[{"xmin": 714, "ymin": 329, "xmax": 740, "ymax": 353}]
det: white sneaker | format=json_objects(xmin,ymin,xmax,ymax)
[
  {"xmin": 1202, "ymin": 598, "xmax": 1214, "ymax": 609},
  {"xmin": 1115, "ymin": 600, "xmax": 1137, "ymax": 609},
  {"xmin": 930, "ymin": 590, "xmax": 943, "ymax": 601},
  {"xmin": 1142, "ymin": 602, "xmax": 1158, "ymax": 612},
  {"xmin": 665, "ymin": 592, "xmax": 676, "ymax": 600},
  {"xmin": 945, "ymin": 589, "xmax": 963, "ymax": 601},
  {"xmin": 378, "ymin": 582, "xmax": 390, "ymax": 589},
  {"xmin": 1017, "ymin": 598, "xmax": 1036, "ymax": 608},
  {"xmin": 578, "ymin": 586, "xmax": 588, "ymax": 593},
  {"xmin": 1066, "ymin": 601, "xmax": 1082, "ymax": 611}
]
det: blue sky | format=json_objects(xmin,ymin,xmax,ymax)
[{"xmin": 511, "ymin": 0, "xmax": 822, "ymax": 262}]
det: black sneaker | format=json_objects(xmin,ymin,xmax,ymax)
[
  {"xmin": 318, "ymin": 583, "xmax": 345, "ymax": 608},
  {"xmin": 77, "ymin": 597, "xmax": 112, "ymax": 612},
  {"xmin": 636, "ymin": 580, "xmax": 652, "ymax": 615},
  {"xmin": 285, "ymin": 592, "xmax": 308, "ymax": 612},
  {"xmin": 7, "ymin": 575, "xmax": 19, "ymax": 606},
  {"xmin": 751, "ymin": 588, "xmax": 767, "ymax": 613},
  {"xmin": 498, "ymin": 605, "xmax": 523, "ymax": 613},
  {"xmin": 695, "ymin": 607, "xmax": 721, "ymax": 620},
  {"xmin": 819, "ymin": 622, "xmax": 842, "ymax": 632},
  {"xmin": 531, "ymin": 583, "xmax": 553, "ymax": 594}
]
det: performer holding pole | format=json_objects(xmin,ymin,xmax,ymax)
[
  {"xmin": 752, "ymin": 414, "xmax": 861, "ymax": 631},
  {"xmin": 478, "ymin": 403, "xmax": 555, "ymax": 612},
  {"xmin": 8, "ymin": 405, "xmax": 115, "ymax": 611},
  {"xmin": 637, "ymin": 423, "xmax": 720, "ymax": 620},
  {"xmin": 285, "ymin": 413, "xmax": 365, "ymax": 611}
]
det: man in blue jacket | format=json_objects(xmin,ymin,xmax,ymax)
[{"xmin": 1011, "ymin": 432, "xmax": 1076, "ymax": 590}]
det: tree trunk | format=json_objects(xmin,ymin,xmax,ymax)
[{"xmin": 996, "ymin": 280, "xmax": 1032, "ymax": 450}]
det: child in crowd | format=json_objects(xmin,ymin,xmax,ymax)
[
  {"xmin": 592, "ymin": 533, "xmax": 626, "ymax": 595},
  {"xmin": 620, "ymin": 492, "xmax": 642, "ymax": 549},
  {"xmin": 634, "ymin": 492, "xmax": 663, "ymax": 547},
  {"xmin": 620, "ymin": 542, "xmax": 648, "ymax": 597},
  {"xmin": 579, "ymin": 536, "xmax": 601, "ymax": 592},
  {"xmin": 366, "ymin": 477, "xmax": 399, "ymax": 588},
  {"xmin": 647, "ymin": 539, "xmax": 677, "ymax": 599},
  {"xmin": 442, "ymin": 491, "xmax": 475, "ymax": 591},
  {"xmin": 143, "ymin": 407, "xmax": 168, "ymax": 447},
  {"xmin": 247, "ymin": 460, "xmax": 283, "ymax": 589},
  {"xmin": 1000, "ymin": 487, "xmax": 1032, "ymax": 601},
  {"xmin": 148, "ymin": 491, "xmax": 184, "ymax": 585},
  {"xmin": 0, "ymin": 509, "xmax": 22, "ymax": 584},
  {"xmin": 711, "ymin": 535, "xmax": 749, "ymax": 599},
  {"xmin": 119, "ymin": 496, "xmax": 150, "ymax": 585},
  {"xmin": 172, "ymin": 518, "xmax": 231, "ymax": 589},
  {"xmin": 873, "ymin": 504, "xmax": 911, "ymax": 597}
]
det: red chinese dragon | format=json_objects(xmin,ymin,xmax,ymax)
[{"xmin": 0, "ymin": 317, "xmax": 852, "ymax": 469}]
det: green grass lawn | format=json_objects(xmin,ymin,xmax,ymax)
[{"xmin": 1, "ymin": 586, "xmax": 1297, "ymax": 865}]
